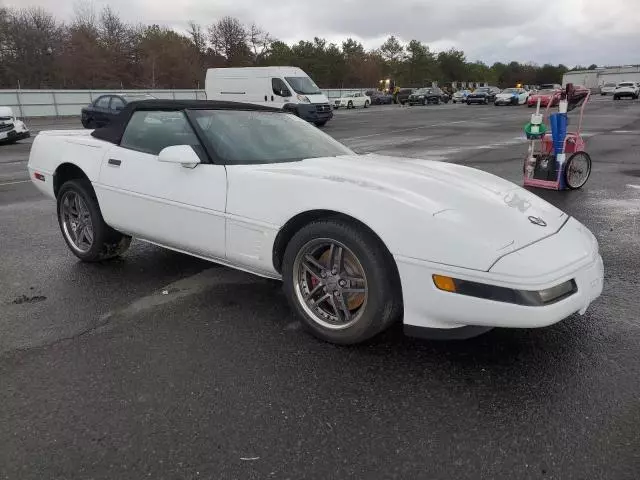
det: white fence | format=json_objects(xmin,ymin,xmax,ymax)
[{"xmin": 0, "ymin": 88, "xmax": 375, "ymax": 118}]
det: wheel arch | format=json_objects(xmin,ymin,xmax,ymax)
[
  {"xmin": 53, "ymin": 162, "xmax": 91, "ymax": 198},
  {"xmin": 272, "ymin": 209, "xmax": 397, "ymax": 277}
]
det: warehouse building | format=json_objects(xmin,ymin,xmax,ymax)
[{"xmin": 563, "ymin": 65, "xmax": 640, "ymax": 91}]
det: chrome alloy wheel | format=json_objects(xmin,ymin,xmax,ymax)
[
  {"xmin": 293, "ymin": 239, "xmax": 368, "ymax": 330},
  {"xmin": 60, "ymin": 191, "xmax": 94, "ymax": 253}
]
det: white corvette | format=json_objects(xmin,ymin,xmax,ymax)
[{"xmin": 27, "ymin": 100, "xmax": 604, "ymax": 344}]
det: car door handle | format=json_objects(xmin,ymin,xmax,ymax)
[
  {"xmin": 271, "ymin": 95, "xmax": 274, "ymax": 101},
  {"xmin": 108, "ymin": 158, "xmax": 122, "ymax": 167},
  {"xmin": 264, "ymin": 95, "xmax": 267, "ymax": 101}
]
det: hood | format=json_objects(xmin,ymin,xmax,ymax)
[
  {"xmin": 304, "ymin": 93, "xmax": 329, "ymax": 104},
  {"xmin": 0, "ymin": 106, "xmax": 15, "ymax": 118},
  {"xmin": 256, "ymin": 154, "xmax": 568, "ymax": 270}
]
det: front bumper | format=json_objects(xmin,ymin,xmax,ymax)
[
  {"xmin": 396, "ymin": 217, "xmax": 604, "ymax": 333},
  {"xmin": 614, "ymin": 91, "xmax": 637, "ymax": 98},
  {"xmin": 0, "ymin": 128, "xmax": 30, "ymax": 143},
  {"xmin": 466, "ymin": 96, "xmax": 488, "ymax": 103},
  {"xmin": 296, "ymin": 103, "xmax": 333, "ymax": 123},
  {"xmin": 495, "ymin": 97, "xmax": 516, "ymax": 105}
]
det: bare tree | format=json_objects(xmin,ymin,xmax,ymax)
[
  {"xmin": 248, "ymin": 23, "xmax": 272, "ymax": 65},
  {"xmin": 207, "ymin": 16, "xmax": 249, "ymax": 66},
  {"xmin": 72, "ymin": 0, "xmax": 97, "ymax": 31},
  {"xmin": 187, "ymin": 21, "xmax": 207, "ymax": 55}
]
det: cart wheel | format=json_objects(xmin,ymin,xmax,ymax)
[{"xmin": 564, "ymin": 152, "xmax": 592, "ymax": 189}]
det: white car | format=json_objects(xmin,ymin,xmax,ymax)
[
  {"xmin": 600, "ymin": 82, "xmax": 616, "ymax": 96},
  {"xmin": 27, "ymin": 100, "xmax": 604, "ymax": 344},
  {"xmin": 0, "ymin": 106, "xmax": 30, "ymax": 144},
  {"xmin": 613, "ymin": 82, "xmax": 639, "ymax": 100},
  {"xmin": 333, "ymin": 92, "xmax": 371, "ymax": 109},
  {"xmin": 494, "ymin": 88, "xmax": 529, "ymax": 106}
]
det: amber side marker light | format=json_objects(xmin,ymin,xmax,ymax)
[{"xmin": 432, "ymin": 275, "xmax": 457, "ymax": 292}]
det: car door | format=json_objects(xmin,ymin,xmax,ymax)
[
  {"xmin": 92, "ymin": 95, "xmax": 112, "ymax": 126},
  {"xmin": 95, "ymin": 110, "xmax": 227, "ymax": 259},
  {"xmin": 271, "ymin": 78, "xmax": 291, "ymax": 106},
  {"xmin": 109, "ymin": 96, "xmax": 126, "ymax": 121}
]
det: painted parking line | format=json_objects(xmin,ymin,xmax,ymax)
[{"xmin": 0, "ymin": 180, "xmax": 30, "ymax": 186}]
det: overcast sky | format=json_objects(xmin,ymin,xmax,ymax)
[{"xmin": 9, "ymin": 0, "xmax": 640, "ymax": 67}]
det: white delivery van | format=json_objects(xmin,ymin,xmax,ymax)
[{"xmin": 205, "ymin": 66, "xmax": 333, "ymax": 126}]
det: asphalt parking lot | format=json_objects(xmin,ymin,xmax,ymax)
[{"xmin": 1, "ymin": 98, "xmax": 640, "ymax": 479}]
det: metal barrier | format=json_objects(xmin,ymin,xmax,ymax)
[{"xmin": 0, "ymin": 88, "xmax": 375, "ymax": 118}]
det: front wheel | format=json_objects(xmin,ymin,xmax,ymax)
[
  {"xmin": 57, "ymin": 179, "xmax": 131, "ymax": 262},
  {"xmin": 282, "ymin": 219, "xmax": 402, "ymax": 345},
  {"xmin": 315, "ymin": 121, "xmax": 327, "ymax": 127},
  {"xmin": 364, "ymin": 100, "xmax": 370, "ymax": 108},
  {"xmin": 564, "ymin": 152, "xmax": 592, "ymax": 189},
  {"xmin": 347, "ymin": 101, "xmax": 353, "ymax": 109}
]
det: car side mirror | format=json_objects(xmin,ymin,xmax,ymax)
[{"xmin": 158, "ymin": 145, "xmax": 201, "ymax": 169}]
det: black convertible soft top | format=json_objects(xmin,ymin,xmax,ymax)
[{"xmin": 91, "ymin": 99, "xmax": 282, "ymax": 145}]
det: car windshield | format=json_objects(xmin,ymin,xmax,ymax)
[
  {"xmin": 416, "ymin": 88, "xmax": 431, "ymax": 94},
  {"xmin": 538, "ymin": 89, "xmax": 556, "ymax": 94},
  {"xmin": 604, "ymin": 83, "xmax": 615, "ymax": 87},
  {"xmin": 190, "ymin": 110, "xmax": 353, "ymax": 164},
  {"xmin": 475, "ymin": 87, "xmax": 490, "ymax": 93},
  {"xmin": 285, "ymin": 77, "xmax": 322, "ymax": 95},
  {"xmin": 503, "ymin": 88, "xmax": 518, "ymax": 93},
  {"xmin": 619, "ymin": 83, "xmax": 634, "ymax": 87}
]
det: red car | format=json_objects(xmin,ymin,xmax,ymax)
[
  {"xmin": 528, "ymin": 84, "xmax": 589, "ymax": 108},
  {"xmin": 527, "ymin": 89, "xmax": 561, "ymax": 108}
]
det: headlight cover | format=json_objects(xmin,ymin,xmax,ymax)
[{"xmin": 433, "ymin": 275, "xmax": 577, "ymax": 306}]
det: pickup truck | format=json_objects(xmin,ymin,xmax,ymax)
[{"xmin": 27, "ymin": 99, "xmax": 604, "ymax": 345}]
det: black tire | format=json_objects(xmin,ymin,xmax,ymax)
[
  {"xmin": 613, "ymin": 95, "xmax": 620, "ymax": 101},
  {"xmin": 347, "ymin": 101, "xmax": 353, "ymax": 109},
  {"xmin": 282, "ymin": 218, "xmax": 402, "ymax": 345},
  {"xmin": 82, "ymin": 118, "xmax": 95, "ymax": 129},
  {"xmin": 314, "ymin": 121, "xmax": 327, "ymax": 127},
  {"xmin": 422, "ymin": 99, "xmax": 427, "ymax": 106},
  {"xmin": 483, "ymin": 98, "xmax": 489, "ymax": 105},
  {"xmin": 564, "ymin": 152, "xmax": 592, "ymax": 190},
  {"xmin": 466, "ymin": 100, "xmax": 471, "ymax": 105},
  {"xmin": 364, "ymin": 100, "xmax": 370, "ymax": 108},
  {"xmin": 57, "ymin": 179, "xmax": 131, "ymax": 262}
]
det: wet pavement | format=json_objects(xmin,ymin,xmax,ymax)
[{"xmin": 1, "ymin": 98, "xmax": 639, "ymax": 479}]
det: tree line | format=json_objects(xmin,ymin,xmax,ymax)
[{"xmin": 0, "ymin": 4, "xmax": 572, "ymax": 90}]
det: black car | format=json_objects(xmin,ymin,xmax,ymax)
[
  {"xmin": 466, "ymin": 86, "xmax": 500, "ymax": 105},
  {"xmin": 396, "ymin": 88, "xmax": 415, "ymax": 105},
  {"xmin": 366, "ymin": 90, "xmax": 393, "ymax": 105},
  {"xmin": 407, "ymin": 87, "xmax": 450, "ymax": 105},
  {"xmin": 81, "ymin": 93, "xmax": 156, "ymax": 128}
]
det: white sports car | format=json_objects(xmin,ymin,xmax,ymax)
[
  {"xmin": 333, "ymin": 92, "xmax": 371, "ymax": 109},
  {"xmin": 494, "ymin": 88, "xmax": 529, "ymax": 106},
  {"xmin": 0, "ymin": 106, "xmax": 30, "ymax": 144},
  {"xmin": 27, "ymin": 100, "xmax": 604, "ymax": 344}
]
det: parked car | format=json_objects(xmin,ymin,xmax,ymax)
[
  {"xmin": 206, "ymin": 66, "xmax": 333, "ymax": 126},
  {"xmin": 81, "ymin": 93, "xmax": 156, "ymax": 128},
  {"xmin": 0, "ymin": 106, "xmax": 30, "ymax": 144},
  {"xmin": 613, "ymin": 82, "xmax": 639, "ymax": 100},
  {"xmin": 366, "ymin": 90, "xmax": 393, "ymax": 105},
  {"xmin": 494, "ymin": 87, "xmax": 529, "ymax": 106},
  {"xmin": 28, "ymin": 99, "xmax": 603, "ymax": 344},
  {"xmin": 466, "ymin": 86, "xmax": 500, "ymax": 105},
  {"xmin": 527, "ymin": 88, "xmax": 561, "ymax": 108},
  {"xmin": 333, "ymin": 92, "xmax": 371, "ymax": 109},
  {"xmin": 396, "ymin": 88, "xmax": 414, "ymax": 105},
  {"xmin": 407, "ymin": 87, "xmax": 449, "ymax": 105},
  {"xmin": 600, "ymin": 82, "xmax": 616, "ymax": 96},
  {"xmin": 452, "ymin": 90, "xmax": 471, "ymax": 103}
]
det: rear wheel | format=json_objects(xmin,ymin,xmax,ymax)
[
  {"xmin": 347, "ymin": 101, "xmax": 353, "ymax": 109},
  {"xmin": 564, "ymin": 152, "xmax": 592, "ymax": 189},
  {"xmin": 282, "ymin": 219, "xmax": 402, "ymax": 345},
  {"xmin": 57, "ymin": 179, "xmax": 131, "ymax": 262},
  {"xmin": 364, "ymin": 100, "xmax": 370, "ymax": 108}
]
